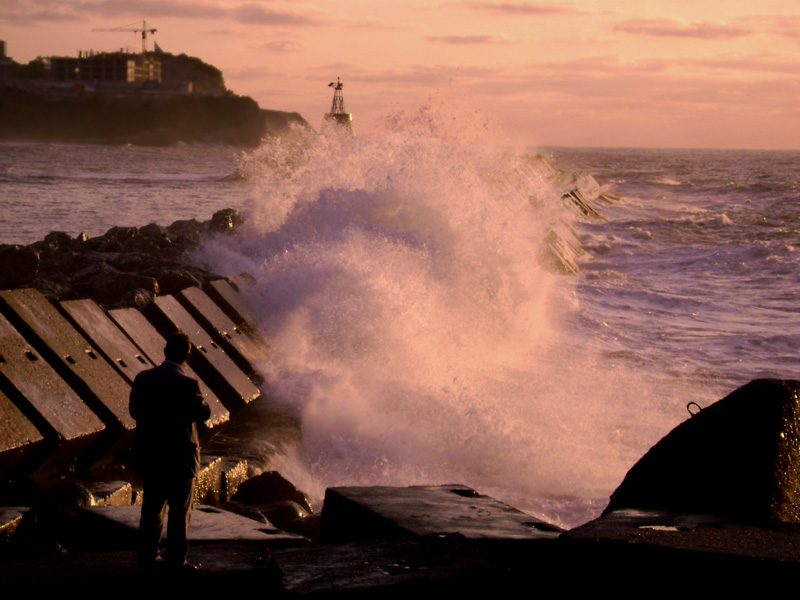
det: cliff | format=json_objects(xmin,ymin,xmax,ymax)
[{"xmin": 0, "ymin": 85, "xmax": 310, "ymax": 146}]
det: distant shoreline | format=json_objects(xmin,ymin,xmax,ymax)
[{"xmin": 0, "ymin": 85, "xmax": 310, "ymax": 147}]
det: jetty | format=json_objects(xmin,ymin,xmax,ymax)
[{"xmin": 3, "ymin": 205, "xmax": 800, "ymax": 593}]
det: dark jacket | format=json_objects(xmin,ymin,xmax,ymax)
[{"xmin": 129, "ymin": 361, "xmax": 211, "ymax": 479}]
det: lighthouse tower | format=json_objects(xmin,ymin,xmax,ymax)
[{"xmin": 322, "ymin": 77, "xmax": 354, "ymax": 135}]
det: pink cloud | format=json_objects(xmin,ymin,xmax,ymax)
[
  {"xmin": 455, "ymin": 2, "xmax": 580, "ymax": 15},
  {"xmin": 612, "ymin": 18, "xmax": 753, "ymax": 39},
  {"xmin": 263, "ymin": 39, "xmax": 303, "ymax": 52},
  {"xmin": 426, "ymin": 35, "xmax": 511, "ymax": 45}
]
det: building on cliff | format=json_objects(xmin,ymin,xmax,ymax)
[{"xmin": 46, "ymin": 51, "xmax": 161, "ymax": 86}]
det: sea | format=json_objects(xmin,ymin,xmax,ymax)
[{"xmin": 1, "ymin": 133, "xmax": 799, "ymax": 529}]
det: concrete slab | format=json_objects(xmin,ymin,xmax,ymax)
[
  {"xmin": 107, "ymin": 307, "xmax": 229, "ymax": 429},
  {"xmin": 193, "ymin": 455, "xmax": 248, "ymax": 506},
  {"xmin": 177, "ymin": 286, "xmax": 270, "ymax": 381},
  {"xmin": 195, "ymin": 456, "xmax": 223, "ymax": 505},
  {"xmin": 0, "ymin": 387, "xmax": 43, "ymax": 480},
  {"xmin": 146, "ymin": 295, "xmax": 260, "ymax": 413},
  {"xmin": 60, "ymin": 299, "xmax": 154, "ymax": 385},
  {"xmin": 0, "ymin": 289, "xmax": 133, "ymax": 432},
  {"xmin": 88, "ymin": 481, "xmax": 133, "ymax": 506},
  {"xmin": 320, "ymin": 484, "xmax": 563, "ymax": 544},
  {"xmin": 0, "ymin": 507, "xmax": 27, "ymax": 544},
  {"xmin": 220, "ymin": 459, "xmax": 248, "ymax": 504},
  {"xmin": 0, "ymin": 312, "xmax": 103, "ymax": 477},
  {"xmin": 205, "ymin": 279, "xmax": 260, "ymax": 337},
  {"xmin": 83, "ymin": 505, "xmax": 308, "ymax": 548},
  {"xmin": 565, "ymin": 509, "xmax": 800, "ymax": 563}
]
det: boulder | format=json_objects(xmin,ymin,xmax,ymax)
[
  {"xmin": 209, "ymin": 208, "xmax": 244, "ymax": 232},
  {"xmin": 231, "ymin": 471, "xmax": 313, "ymax": 515},
  {"xmin": 0, "ymin": 245, "xmax": 39, "ymax": 286}
]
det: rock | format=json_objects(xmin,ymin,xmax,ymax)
[
  {"xmin": 605, "ymin": 378, "xmax": 800, "ymax": 523},
  {"xmin": 0, "ymin": 245, "xmax": 39, "ymax": 286},
  {"xmin": 42, "ymin": 231, "xmax": 75, "ymax": 250},
  {"xmin": 284, "ymin": 513, "xmax": 321, "ymax": 542},
  {"xmin": 231, "ymin": 471, "xmax": 313, "ymax": 515},
  {"xmin": 260, "ymin": 500, "xmax": 310, "ymax": 531},
  {"xmin": 139, "ymin": 223, "xmax": 168, "ymax": 238},
  {"xmin": 9, "ymin": 482, "xmax": 95, "ymax": 556},
  {"xmin": 103, "ymin": 226, "xmax": 138, "ymax": 244},
  {"xmin": 167, "ymin": 218, "xmax": 203, "ymax": 238},
  {"xmin": 155, "ymin": 268, "xmax": 202, "ymax": 296},
  {"xmin": 209, "ymin": 208, "xmax": 243, "ymax": 233},
  {"xmin": 221, "ymin": 500, "xmax": 271, "ymax": 524}
]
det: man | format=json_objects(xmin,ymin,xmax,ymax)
[{"xmin": 129, "ymin": 331, "xmax": 211, "ymax": 571}]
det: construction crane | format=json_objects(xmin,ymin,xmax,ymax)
[{"xmin": 93, "ymin": 21, "xmax": 157, "ymax": 54}]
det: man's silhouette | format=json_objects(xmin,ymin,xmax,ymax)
[{"xmin": 130, "ymin": 331, "xmax": 211, "ymax": 570}]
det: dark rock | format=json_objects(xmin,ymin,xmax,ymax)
[
  {"xmin": 605, "ymin": 379, "xmax": 800, "ymax": 523},
  {"xmin": 42, "ymin": 231, "xmax": 75, "ymax": 250},
  {"xmin": 283, "ymin": 513, "xmax": 321, "ymax": 542},
  {"xmin": 221, "ymin": 500, "xmax": 271, "ymax": 524},
  {"xmin": 9, "ymin": 482, "xmax": 95, "ymax": 556},
  {"xmin": 231, "ymin": 471, "xmax": 313, "ymax": 515},
  {"xmin": 167, "ymin": 218, "xmax": 203, "ymax": 238},
  {"xmin": 130, "ymin": 288, "xmax": 156, "ymax": 308},
  {"xmin": 260, "ymin": 500, "xmax": 310, "ymax": 531},
  {"xmin": 209, "ymin": 208, "xmax": 244, "ymax": 233},
  {"xmin": 139, "ymin": 222, "xmax": 168, "ymax": 238},
  {"xmin": 96, "ymin": 239, "xmax": 123, "ymax": 253},
  {"xmin": 103, "ymin": 226, "xmax": 138, "ymax": 244},
  {"xmin": 155, "ymin": 269, "xmax": 202, "ymax": 296},
  {"xmin": 0, "ymin": 245, "xmax": 39, "ymax": 286}
]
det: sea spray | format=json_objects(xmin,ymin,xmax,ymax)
[{"xmin": 196, "ymin": 127, "xmax": 673, "ymax": 528}]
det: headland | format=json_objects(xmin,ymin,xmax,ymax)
[{"xmin": 0, "ymin": 46, "xmax": 309, "ymax": 146}]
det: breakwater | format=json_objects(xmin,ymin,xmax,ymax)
[{"xmin": 3, "ymin": 203, "xmax": 800, "ymax": 591}]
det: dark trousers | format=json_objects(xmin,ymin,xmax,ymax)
[{"xmin": 137, "ymin": 471, "xmax": 196, "ymax": 566}]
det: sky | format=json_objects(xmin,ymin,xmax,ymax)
[{"xmin": 3, "ymin": 1, "xmax": 800, "ymax": 149}]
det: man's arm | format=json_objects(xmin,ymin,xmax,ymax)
[{"xmin": 190, "ymin": 380, "xmax": 212, "ymax": 424}]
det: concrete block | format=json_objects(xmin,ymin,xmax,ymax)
[
  {"xmin": 320, "ymin": 484, "xmax": 563, "ymax": 544},
  {"xmin": 83, "ymin": 505, "xmax": 309, "ymax": 548},
  {"xmin": 107, "ymin": 307, "xmax": 229, "ymax": 430},
  {"xmin": 205, "ymin": 279, "xmax": 260, "ymax": 336},
  {"xmin": 60, "ymin": 299, "xmax": 154, "ymax": 385},
  {"xmin": 605, "ymin": 379, "xmax": 800, "ymax": 524},
  {"xmin": 565, "ymin": 508, "xmax": 800, "ymax": 564},
  {"xmin": 88, "ymin": 481, "xmax": 133, "ymax": 506},
  {"xmin": 0, "ymin": 312, "xmax": 104, "ymax": 477},
  {"xmin": 0, "ymin": 289, "xmax": 133, "ymax": 432},
  {"xmin": 0, "ymin": 387, "xmax": 43, "ymax": 480},
  {"xmin": 220, "ymin": 459, "xmax": 248, "ymax": 505},
  {"xmin": 0, "ymin": 507, "xmax": 27, "ymax": 544},
  {"xmin": 146, "ymin": 295, "xmax": 260, "ymax": 413},
  {"xmin": 195, "ymin": 456, "xmax": 223, "ymax": 506},
  {"xmin": 178, "ymin": 286, "xmax": 270, "ymax": 381}
]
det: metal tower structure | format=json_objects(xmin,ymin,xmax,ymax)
[
  {"xmin": 322, "ymin": 77, "xmax": 354, "ymax": 135},
  {"xmin": 329, "ymin": 77, "xmax": 346, "ymax": 114}
]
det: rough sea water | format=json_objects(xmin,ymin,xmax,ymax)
[{"xmin": 1, "ymin": 131, "xmax": 798, "ymax": 529}]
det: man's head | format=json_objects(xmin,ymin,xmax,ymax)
[{"xmin": 164, "ymin": 331, "xmax": 192, "ymax": 364}]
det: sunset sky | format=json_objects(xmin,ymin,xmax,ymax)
[{"xmin": 3, "ymin": 1, "xmax": 799, "ymax": 149}]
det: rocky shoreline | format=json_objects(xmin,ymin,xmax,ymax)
[{"xmin": 0, "ymin": 207, "xmax": 245, "ymax": 309}]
